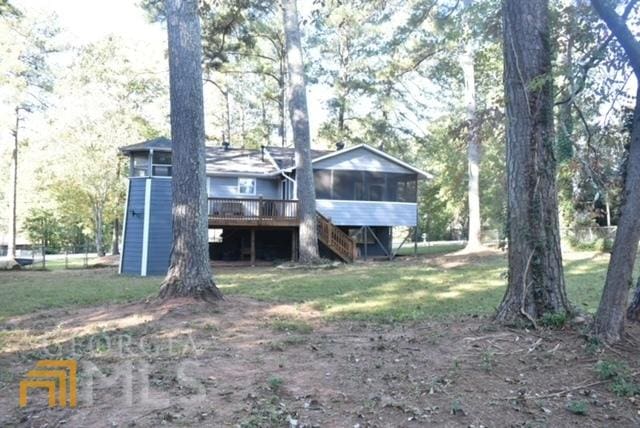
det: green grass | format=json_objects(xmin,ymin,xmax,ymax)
[
  {"xmin": 394, "ymin": 242, "xmax": 465, "ymax": 256},
  {"xmin": 219, "ymin": 251, "xmax": 632, "ymax": 322},
  {"xmin": 21, "ymin": 256, "xmax": 103, "ymax": 271},
  {"xmin": 0, "ymin": 269, "xmax": 159, "ymax": 321},
  {"xmin": 0, "ymin": 250, "xmax": 632, "ymax": 323}
]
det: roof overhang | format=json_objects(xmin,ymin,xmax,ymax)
[
  {"xmin": 206, "ymin": 171, "xmax": 284, "ymax": 178},
  {"xmin": 283, "ymin": 144, "xmax": 433, "ymax": 179}
]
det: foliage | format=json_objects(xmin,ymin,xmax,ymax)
[
  {"xmin": 267, "ymin": 376, "xmax": 283, "ymax": 392},
  {"xmin": 596, "ymin": 359, "xmax": 640, "ymax": 397},
  {"xmin": 22, "ymin": 208, "xmax": 61, "ymax": 252},
  {"xmin": 2, "ymin": 0, "xmax": 636, "ymax": 265},
  {"xmin": 566, "ymin": 400, "xmax": 588, "ymax": 416},
  {"xmin": 568, "ymin": 237, "xmax": 614, "ymax": 253},
  {"xmin": 40, "ymin": 37, "xmax": 167, "ymax": 255},
  {"xmin": 539, "ymin": 311, "xmax": 568, "ymax": 329}
]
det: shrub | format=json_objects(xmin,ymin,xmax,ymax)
[
  {"xmin": 268, "ymin": 376, "xmax": 284, "ymax": 392},
  {"xmin": 540, "ymin": 311, "xmax": 567, "ymax": 328},
  {"xmin": 566, "ymin": 400, "xmax": 588, "ymax": 415},
  {"xmin": 596, "ymin": 359, "xmax": 640, "ymax": 397}
]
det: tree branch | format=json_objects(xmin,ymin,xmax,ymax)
[
  {"xmin": 556, "ymin": 0, "xmax": 638, "ymax": 105},
  {"xmin": 591, "ymin": 0, "xmax": 640, "ymax": 76}
]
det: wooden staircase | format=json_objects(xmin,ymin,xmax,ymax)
[{"xmin": 317, "ymin": 212, "xmax": 357, "ymax": 262}]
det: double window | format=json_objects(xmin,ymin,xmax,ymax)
[
  {"xmin": 130, "ymin": 151, "xmax": 172, "ymax": 177},
  {"xmin": 238, "ymin": 177, "xmax": 256, "ymax": 195},
  {"xmin": 152, "ymin": 152, "xmax": 172, "ymax": 176}
]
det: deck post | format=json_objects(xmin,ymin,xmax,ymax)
[
  {"xmin": 364, "ymin": 227, "xmax": 368, "ymax": 261},
  {"xmin": 414, "ymin": 187, "xmax": 419, "ymax": 256},
  {"xmin": 291, "ymin": 228, "xmax": 298, "ymax": 262},
  {"xmin": 250, "ymin": 229, "xmax": 256, "ymax": 266}
]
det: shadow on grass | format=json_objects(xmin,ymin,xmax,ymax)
[
  {"xmin": 221, "ymin": 251, "xmax": 622, "ymax": 321},
  {"xmin": 0, "ymin": 250, "xmax": 626, "ymax": 325},
  {"xmin": 220, "ymin": 256, "xmax": 509, "ymax": 322}
]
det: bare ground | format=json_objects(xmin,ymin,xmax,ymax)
[{"xmin": 2, "ymin": 292, "xmax": 640, "ymax": 427}]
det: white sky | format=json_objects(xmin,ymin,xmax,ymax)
[
  {"xmin": 12, "ymin": 0, "xmax": 329, "ymax": 141},
  {"xmin": 14, "ymin": 0, "xmax": 165, "ymax": 44}
]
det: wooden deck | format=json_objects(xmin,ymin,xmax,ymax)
[
  {"xmin": 208, "ymin": 197, "xmax": 357, "ymax": 263},
  {"xmin": 208, "ymin": 197, "xmax": 299, "ymax": 227}
]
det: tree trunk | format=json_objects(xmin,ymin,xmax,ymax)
[
  {"xmin": 589, "ymin": 0, "xmax": 640, "ymax": 343},
  {"xmin": 595, "ymin": 87, "xmax": 640, "ymax": 340},
  {"xmin": 224, "ymin": 84, "xmax": 231, "ymax": 145},
  {"xmin": 111, "ymin": 161, "xmax": 122, "ymax": 256},
  {"xmin": 279, "ymin": 54, "xmax": 286, "ymax": 147},
  {"xmin": 496, "ymin": 0, "xmax": 570, "ymax": 324},
  {"xmin": 111, "ymin": 218, "xmax": 120, "ymax": 255},
  {"xmin": 7, "ymin": 108, "xmax": 19, "ymax": 259},
  {"xmin": 461, "ymin": 35, "xmax": 482, "ymax": 250},
  {"xmin": 93, "ymin": 204, "xmax": 105, "ymax": 257},
  {"xmin": 160, "ymin": 0, "xmax": 222, "ymax": 301},
  {"xmin": 282, "ymin": 0, "xmax": 320, "ymax": 263},
  {"xmin": 627, "ymin": 276, "xmax": 640, "ymax": 323}
]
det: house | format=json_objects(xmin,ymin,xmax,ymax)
[{"xmin": 118, "ymin": 137, "xmax": 431, "ymax": 275}]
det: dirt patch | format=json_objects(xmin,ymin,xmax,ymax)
[{"xmin": 1, "ymin": 297, "xmax": 640, "ymax": 427}]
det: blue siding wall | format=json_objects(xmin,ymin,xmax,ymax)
[
  {"xmin": 121, "ymin": 179, "xmax": 146, "ymax": 274},
  {"xmin": 316, "ymin": 200, "xmax": 417, "ymax": 226},
  {"xmin": 208, "ymin": 176, "xmax": 280, "ymax": 199},
  {"xmin": 314, "ymin": 147, "xmax": 410, "ymax": 174},
  {"xmin": 147, "ymin": 179, "xmax": 172, "ymax": 275}
]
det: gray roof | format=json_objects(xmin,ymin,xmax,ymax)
[
  {"xmin": 117, "ymin": 138, "xmax": 430, "ymax": 178},
  {"xmin": 119, "ymin": 137, "xmax": 172, "ymax": 153},
  {"xmin": 265, "ymin": 146, "xmax": 332, "ymax": 170},
  {"xmin": 205, "ymin": 146, "xmax": 278, "ymax": 175}
]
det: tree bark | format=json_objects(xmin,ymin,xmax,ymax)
[
  {"xmin": 496, "ymin": 0, "xmax": 570, "ymax": 323},
  {"xmin": 589, "ymin": 0, "xmax": 640, "ymax": 343},
  {"xmin": 282, "ymin": 0, "xmax": 320, "ymax": 263},
  {"xmin": 627, "ymin": 276, "xmax": 640, "ymax": 323},
  {"xmin": 7, "ymin": 107, "xmax": 19, "ymax": 259},
  {"xmin": 160, "ymin": 0, "xmax": 222, "ymax": 301},
  {"xmin": 111, "ymin": 218, "xmax": 120, "ymax": 255},
  {"xmin": 93, "ymin": 203, "xmax": 105, "ymax": 257},
  {"xmin": 460, "ymin": 25, "xmax": 482, "ymax": 250},
  {"xmin": 595, "ymin": 87, "xmax": 640, "ymax": 340},
  {"xmin": 279, "ymin": 55, "xmax": 287, "ymax": 147},
  {"xmin": 111, "ymin": 161, "xmax": 122, "ymax": 256}
]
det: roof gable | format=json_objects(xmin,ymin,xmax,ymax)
[
  {"xmin": 119, "ymin": 137, "xmax": 172, "ymax": 153},
  {"xmin": 311, "ymin": 145, "xmax": 432, "ymax": 178}
]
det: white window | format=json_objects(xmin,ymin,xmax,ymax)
[{"xmin": 238, "ymin": 177, "xmax": 256, "ymax": 195}]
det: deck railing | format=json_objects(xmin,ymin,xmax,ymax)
[{"xmin": 208, "ymin": 197, "xmax": 299, "ymax": 226}]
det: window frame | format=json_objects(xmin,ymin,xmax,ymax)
[
  {"xmin": 151, "ymin": 151, "xmax": 172, "ymax": 177},
  {"xmin": 237, "ymin": 177, "xmax": 257, "ymax": 196}
]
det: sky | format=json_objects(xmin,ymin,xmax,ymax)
[
  {"xmin": 12, "ymin": 0, "xmax": 330, "ymax": 141},
  {"xmin": 14, "ymin": 0, "xmax": 165, "ymax": 44}
]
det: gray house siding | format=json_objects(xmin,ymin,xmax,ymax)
[
  {"xmin": 316, "ymin": 200, "xmax": 417, "ymax": 226},
  {"xmin": 146, "ymin": 179, "xmax": 172, "ymax": 275},
  {"xmin": 314, "ymin": 147, "xmax": 410, "ymax": 174},
  {"xmin": 121, "ymin": 179, "xmax": 146, "ymax": 274},
  {"xmin": 208, "ymin": 176, "xmax": 280, "ymax": 199}
]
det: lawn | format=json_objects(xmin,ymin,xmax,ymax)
[
  {"xmin": 0, "ymin": 248, "xmax": 625, "ymax": 323},
  {"xmin": 2, "ymin": 248, "xmax": 640, "ymax": 427}
]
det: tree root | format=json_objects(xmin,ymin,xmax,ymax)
[{"xmin": 158, "ymin": 275, "xmax": 224, "ymax": 303}]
